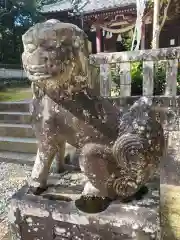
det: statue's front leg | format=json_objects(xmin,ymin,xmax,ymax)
[
  {"xmin": 30, "ymin": 140, "xmax": 57, "ymax": 194},
  {"xmin": 54, "ymin": 141, "xmax": 66, "ymax": 173}
]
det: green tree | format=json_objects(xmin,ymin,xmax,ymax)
[
  {"xmin": 36, "ymin": 0, "xmax": 58, "ymax": 8},
  {"xmin": 0, "ymin": 0, "xmax": 45, "ymax": 64}
]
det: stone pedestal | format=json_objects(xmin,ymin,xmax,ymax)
[{"xmin": 8, "ymin": 172, "xmax": 159, "ymax": 240}]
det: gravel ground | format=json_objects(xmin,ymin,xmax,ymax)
[
  {"xmin": 0, "ymin": 162, "xmax": 83, "ymax": 240},
  {"xmin": 0, "ymin": 162, "xmax": 31, "ymax": 240}
]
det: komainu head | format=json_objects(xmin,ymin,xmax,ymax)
[{"xmin": 22, "ymin": 19, "xmax": 90, "ymax": 96}]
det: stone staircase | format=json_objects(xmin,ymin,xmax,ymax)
[
  {"xmin": 0, "ymin": 101, "xmax": 78, "ymax": 240},
  {"xmin": 0, "ymin": 101, "xmax": 77, "ymax": 166},
  {"xmin": 0, "ymin": 101, "xmax": 36, "ymax": 165}
]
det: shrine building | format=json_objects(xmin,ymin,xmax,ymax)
[{"xmin": 39, "ymin": 0, "xmax": 180, "ymax": 53}]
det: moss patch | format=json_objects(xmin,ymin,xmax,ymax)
[{"xmin": 161, "ymin": 184, "xmax": 180, "ymax": 240}]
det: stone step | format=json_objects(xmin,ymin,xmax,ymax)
[
  {"xmin": 0, "ymin": 137, "xmax": 37, "ymax": 154},
  {"xmin": 0, "ymin": 146, "xmax": 77, "ymax": 169},
  {"xmin": 0, "ymin": 146, "xmax": 77, "ymax": 168},
  {"xmin": 0, "ymin": 123, "xmax": 34, "ymax": 138},
  {"xmin": 0, "ymin": 101, "xmax": 30, "ymax": 113},
  {"xmin": 0, "ymin": 112, "xmax": 31, "ymax": 124},
  {"xmin": 0, "ymin": 136, "xmax": 76, "ymax": 159},
  {"xmin": 0, "ymin": 151, "xmax": 35, "ymax": 165}
]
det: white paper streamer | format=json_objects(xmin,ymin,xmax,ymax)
[
  {"xmin": 117, "ymin": 34, "xmax": 122, "ymax": 42},
  {"xmin": 131, "ymin": 0, "xmax": 146, "ymax": 50}
]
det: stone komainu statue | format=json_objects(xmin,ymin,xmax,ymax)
[{"xmin": 22, "ymin": 19, "xmax": 165, "ymax": 199}]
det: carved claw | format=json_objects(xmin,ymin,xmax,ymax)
[
  {"xmin": 28, "ymin": 186, "xmax": 48, "ymax": 195},
  {"xmin": 113, "ymin": 177, "xmax": 139, "ymax": 199},
  {"xmin": 121, "ymin": 185, "xmax": 149, "ymax": 203}
]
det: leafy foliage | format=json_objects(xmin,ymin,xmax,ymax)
[
  {"xmin": 0, "ymin": 0, "xmax": 46, "ymax": 65},
  {"xmin": 0, "ymin": 0, "xmax": 88, "ymax": 65},
  {"xmin": 111, "ymin": 61, "xmax": 180, "ymax": 96},
  {"xmin": 36, "ymin": 0, "xmax": 60, "ymax": 9}
]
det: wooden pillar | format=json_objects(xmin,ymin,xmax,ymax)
[{"xmin": 96, "ymin": 27, "xmax": 101, "ymax": 53}]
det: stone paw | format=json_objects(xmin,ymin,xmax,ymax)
[
  {"xmin": 121, "ymin": 185, "xmax": 149, "ymax": 203},
  {"xmin": 28, "ymin": 186, "xmax": 48, "ymax": 195},
  {"xmin": 55, "ymin": 167, "xmax": 66, "ymax": 174}
]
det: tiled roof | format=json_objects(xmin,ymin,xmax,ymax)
[{"xmin": 40, "ymin": 0, "xmax": 137, "ymax": 14}]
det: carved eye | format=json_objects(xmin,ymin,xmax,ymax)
[
  {"xmin": 26, "ymin": 44, "xmax": 36, "ymax": 53},
  {"xmin": 40, "ymin": 41, "xmax": 55, "ymax": 52},
  {"xmin": 46, "ymin": 46, "xmax": 55, "ymax": 52}
]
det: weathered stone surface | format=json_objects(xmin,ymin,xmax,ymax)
[
  {"xmin": 22, "ymin": 19, "xmax": 119, "ymax": 141},
  {"xmin": 29, "ymin": 89, "xmax": 111, "ymax": 190},
  {"xmin": 20, "ymin": 20, "xmax": 180, "ymax": 240},
  {"xmin": 77, "ymin": 97, "xmax": 165, "ymax": 200},
  {"xmin": 8, "ymin": 173, "xmax": 159, "ymax": 240},
  {"xmin": 160, "ymin": 111, "xmax": 180, "ymax": 239},
  {"xmin": 21, "ymin": 19, "xmax": 180, "ymax": 240},
  {"xmin": 22, "ymin": 20, "xmax": 165, "ymax": 202},
  {"xmin": 161, "ymin": 184, "xmax": 180, "ymax": 240},
  {"xmin": 89, "ymin": 47, "xmax": 180, "ymax": 65}
]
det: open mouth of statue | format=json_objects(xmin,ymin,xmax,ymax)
[
  {"xmin": 26, "ymin": 63, "xmax": 67, "ymax": 81},
  {"xmin": 27, "ymin": 65, "xmax": 53, "ymax": 81}
]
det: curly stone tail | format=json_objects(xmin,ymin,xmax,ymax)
[
  {"xmin": 112, "ymin": 133, "xmax": 147, "ymax": 197},
  {"xmin": 112, "ymin": 133, "xmax": 145, "ymax": 169}
]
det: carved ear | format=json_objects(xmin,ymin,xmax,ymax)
[
  {"xmin": 88, "ymin": 40, "xmax": 92, "ymax": 54},
  {"xmin": 152, "ymin": 105, "xmax": 177, "ymax": 129},
  {"xmin": 77, "ymin": 50, "xmax": 89, "ymax": 76},
  {"xmin": 31, "ymin": 82, "xmax": 45, "ymax": 99},
  {"xmin": 72, "ymin": 38, "xmax": 89, "ymax": 79},
  {"xmin": 129, "ymin": 97, "xmax": 152, "ymax": 113}
]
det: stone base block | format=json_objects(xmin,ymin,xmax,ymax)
[{"xmin": 8, "ymin": 172, "xmax": 159, "ymax": 240}]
